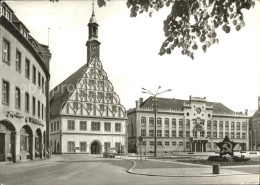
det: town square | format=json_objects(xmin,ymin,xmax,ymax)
[{"xmin": 0, "ymin": 0, "xmax": 260, "ymax": 184}]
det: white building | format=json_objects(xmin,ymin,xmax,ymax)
[
  {"xmin": 128, "ymin": 96, "xmax": 249, "ymax": 153},
  {"xmin": 49, "ymin": 8, "xmax": 127, "ymax": 154}
]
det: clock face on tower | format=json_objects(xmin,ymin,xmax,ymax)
[{"xmin": 90, "ymin": 43, "xmax": 99, "ymax": 59}]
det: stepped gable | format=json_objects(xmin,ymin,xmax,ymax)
[{"xmin": 50, "ymin": 64, "xmax": 88, "ymax": 116}]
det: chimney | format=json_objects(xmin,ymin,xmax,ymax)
[
  {"xmin": 139, "ymin": 98, "xmax": 143, "ymax": 104},
  {"xmin": 136, "ymin": 100, "xmax": 139, "ymax": 109}
]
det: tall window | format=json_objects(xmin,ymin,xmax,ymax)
[
  {"xmin": 179, "ymin": 131, "xmax": 183, "ymax": 137},
  {"xmin": 42, "ymin": 104, "xmax": 44, "ymax": 120},
  {"xmin": 67, "ymin": 141, "xmax": 75, "ymax": 152},
  {"xmin": 164, "ymin": 130, "xmax": 169, "ymax": 137},
  {"xmin": 164, "ymin": 118, "xmax": 169, "ymax": 125},
  {"xmin": 186, "ymin": 119, "xmax": 190, "ymax": 130},
  {"xmin": 236, "ymin": 132, "xmax": 240, "ymax": 138},
  {"xmin": 38, "ymin": 100, "xmax": 40, "ymax": 118},
  {"xmin": 236, "ymin": 122, "xmax": 240, "ymax": 130},
  {"xmin": 104, "ymin": 122, "xmax": 111, "ymax": 131},
  {"xmin": 33, "ymin": 66, "xmax": 36, "ymax": 84},
  {"xmin": 186, "ymin": 131, "xmax": 190, "ymax": 137},
  {"xmin": 80, "ymin": 121, "xmax": 87, "ymax": 130},
  {"xmin": 2, "ymin": 39, "xmax": 10, "ymax": 64},
  {"xmin": 67, "ymin": 120, "xmax": 75, "ymax": 130},
  {"xmin": 149, "ymin": 117, "xmax": 154, "ymax": 127},
  {"xmin": 57, "ymin": 121, "xmax": 60, "ymax": 130},
  {"xmin": 2, "ymin": 80, "xmax": 9, "ymax": 105},
  {"xmin": 231, "ymin": 122, "xmax": 235, "ymax": 130},
  {"xmin": 141, "ymin": 117, "xmax": 146, "ymax": 127},
  {"xmin": 80, "ymin": 142, "xmax": 87, "ymax": 152},
  {"xmin": 16, "ymin": 50, "xmax": 21, "ymax": 72},
  {"xmin": 213, "ymin": 121, "xmax": 217, "ymax": 130},
  {"xmin": 54, "ymin": 122, "xmax": 56, "ymax": 131},
  {"xmin": 15, "ymin": 87, "xmax": 21, "ymax": 108},
  {"xmin": 219, "ymin": 121, "xmax": 223, "ymax": 130},
  {"xmin": 25, "ymin": 59, "xmax": 30, "ymax": 79},
  {"xmin": 42, "ymin": 77, "xmax": 45, "ymax": 93},
  {"xmin": 91, "ymin": 122, "xmax": 100, "ymax": 131},
  {"xmin": 157, "ymin": 130, "xmax": 162, "ymax": 137},
  {"xmin": 51, "ymin": 123, "xmax": 53, "ymax": 132},
  {"xmin": 115, "ymin": 123, "xmax": 121, "ymax": 132},
  {"xmin": 32, "ymin": 97, "xmax": 36, "ymax": 115},
  {"xmin": 149, "ymin": 130, "xmax": 154, "ymax": 137},
  {"xmin": 141, "ymin": 129, "xmax": 146, "ymax": 136},
  {"xmin": 172, "ymin": 130, "xmax": 176, "ymax": 137},
  {"xmin": 219, "ymin": 132, "xmax": 223, "ymax": 138},
  {"xmin": 179, "ymin": 119, "xmax": 183, "ymax": 129},
  {"xmin": 38, "ymin": 72, "xmax": 41, "ymax": 87},
  {"xmin": 242, "ymin": 122, "xmax": 246, "ymax": 130},
  {"xmin": 225, "ymin": 121, "xmax": 229, "ymax": 130},
  {"xmin": 25, "ymin": 92, "xmax": 29, "ymax": 112},
  {"xmin": 104, "ymin": 142, "xmax": 111, "ymax": 150},
  {"xmin": 207, "ymin": 120, "xmax": 211, "ymax": 130},
  {"xmin": 157, "ymin": 118, "xmax": 162, "ymax": 127},
  {"xmin": 172, "ymin": 118, "xmax": 176, "ymax": 129}
]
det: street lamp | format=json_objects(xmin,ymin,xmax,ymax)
[{"xmin": 142, "ymin": 86, "xmax": 172, "ymax": 158}]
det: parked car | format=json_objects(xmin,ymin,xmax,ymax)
[{"xmin": 103, "ymin": 148, "xmax": 117, "ymax": 158}]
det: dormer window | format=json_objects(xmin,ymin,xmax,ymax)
[
  {"xmin": 20, "ymin": 27, "xmax": 27, "ymax": 39},
  {"xmin": 1, "ymin": 6, "xmax": 11, "ymax": 21}
]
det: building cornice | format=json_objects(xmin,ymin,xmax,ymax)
[{"xmin": 58, "ymin": 114, "xmax": 128, "ymax": 121}]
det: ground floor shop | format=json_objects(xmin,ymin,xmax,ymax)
[{"xmin": 0, "ymin": 119, "xmax": 46, "ymax": 162}]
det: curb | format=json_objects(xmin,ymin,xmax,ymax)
[{"xmin": 125, "ymin": 158, "xmax": 260, "ymax": 177}]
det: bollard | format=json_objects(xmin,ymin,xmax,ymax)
[{"xmin": 213, "ymin": 164, "xmax": 220, "ymax": 174}]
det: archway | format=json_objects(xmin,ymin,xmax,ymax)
[
  {"xmin": 35, "ymin": 129, "xmax": 42, "ymax": 158},
  {"xmin": 0, "ymin": 120, "xmax": 16, "ymax": 162},
  {"xmin": 20, "ymin": 125, "xmax": 33, "ymax": 160},
  {"xmin": 90, "ymin": 140, "xmax": 101, "ymax": 154}
]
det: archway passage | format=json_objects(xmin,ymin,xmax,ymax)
[
  {"xmin": 35, "ymin": 129, "xmax": 42, "ymax": 158},
  {"xmin": 0, "ymin": 120, "xmax": 16, "ymax": 162},
  {"xmin": 91, "ymin": 141, "xmax": 101, "ymax": 154},
  {"xmin": 20, "ymin": 125, "xmax": 33, "ymax": 160}
]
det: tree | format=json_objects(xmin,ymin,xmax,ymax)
[{"xmin": 51, "ymin": 0, "xmax": 255, "ymax": 59}]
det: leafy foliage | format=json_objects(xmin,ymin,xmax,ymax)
[
  {"xmin": 126, "ymin": 0, "xmax": 255, "ymax": 59},
  {"xmin": 51, "ymin": 0, "xmax": 255, "ymax": 59}
]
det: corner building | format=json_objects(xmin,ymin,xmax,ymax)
[
  {"xmin": 128, "ymin": 96, "xmax": 249, "ymax": 153},
  {"xmin": 0, "ymin": 2, "xmax": 51, "ymax": 162},
  {"xmin": 49, "ymin": 10, "xmax": 127, "ymax": 154}
]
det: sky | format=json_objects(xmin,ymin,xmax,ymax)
[{"xmin": 6, "ymin": 0, "xmax": 260, "ymax": 116}]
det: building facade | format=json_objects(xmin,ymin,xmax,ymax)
[
  {"xmin": 0, "ymin": 2, "xmax": 51, "ymax": 162},
  {"xmin": 49, "ymin": 9, "xmax": 127, "ymax": 154},
  {"xmin": 249, "ymin": 97, "xmax": 260, "ymax": 151},
  {"xmin": 128, "ymin": 96, "xmax": 249, "ymax": 153}
]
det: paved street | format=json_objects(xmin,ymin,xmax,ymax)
[{"xmin": 0, "ymin": 155, "xmax": 259, "ymax": 185}]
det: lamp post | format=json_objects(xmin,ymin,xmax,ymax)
[{"xmin": 142, "ymin": 86, "xmax": 171, "ymax": 158}]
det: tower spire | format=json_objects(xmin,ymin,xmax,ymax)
[{"xmin": 92, "ymin": 0, "xmax": 95, "ymax": 16}]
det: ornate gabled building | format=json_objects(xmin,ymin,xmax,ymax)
[
  {"xmin": 128, "ymin": 96, "xmax": 249, "ymax": 153},
  {"xmin": 0, "ymin": 2, "xmax": 51, "ymax": 162},
  {"xmin": 49, "ymin": 7, "xmax": 127, "ymax": 154}
]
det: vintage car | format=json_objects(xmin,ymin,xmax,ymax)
[{"xmin": 103, "ymin": 148, "xmax": 117, "ymax": 158}]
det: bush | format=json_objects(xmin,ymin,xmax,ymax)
[
  {"xmin": 232, "ymin": 156, "xmax": 250, "ymax": 162},
  {"xmin": 208, "ymin": 156, "xmax": 228, "ymax": 162}
]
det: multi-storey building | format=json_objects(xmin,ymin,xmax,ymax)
[
  {"xmin": 49, "ymin": 8, "xmax": 127, "ymax": 154},
  {"xmin": 128, "ymin": 96, "xmax": 249, "ymax": 153},
  {"xmin": 0, "ymin": 2, "xmax": 51, "ymax": 162},
  {"xmin": 249, "ymin": 97, "xmax": 260, "ymax": 151}
]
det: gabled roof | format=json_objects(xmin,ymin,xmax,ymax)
[
  {"xmin": 140, "ymin": 97, "xmax": 235, "ymax": 114},
  {"xmin": 50, "ymin": 64, "xmax": 87, "ymax": 116}
]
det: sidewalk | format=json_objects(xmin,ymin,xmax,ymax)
[{"xmin": 126, "ymin": 157, "xmax": 260, "ymax": 177}]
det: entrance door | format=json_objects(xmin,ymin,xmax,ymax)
[{"xmin": 91, "ymin": 141, "xmax": 100, "ymax": 154}]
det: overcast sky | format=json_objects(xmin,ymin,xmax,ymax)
[{"xmin": 7, "ymin": 0, "xmax": 260, "ymax": 115}]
